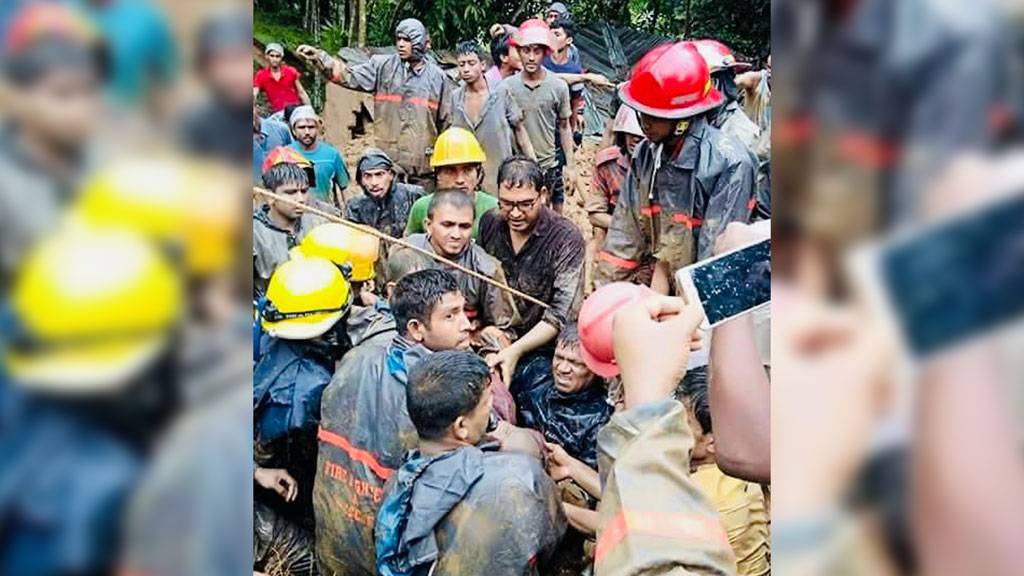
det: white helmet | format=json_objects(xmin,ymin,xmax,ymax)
[{"xmin": 612, "ymin": 104, "xmax": 644, "ymax": 138}]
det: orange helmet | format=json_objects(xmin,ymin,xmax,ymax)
[
  {"xmin": 619, "ymin": 42, "xmax": 723, "ymax": 120},
  {"xmin": 261, "ymin": 146, "xmax": 316, "ymax": 189},
  {"xmin": 577, "ymin": 282, "xmax": 657, "ymax": 377}
]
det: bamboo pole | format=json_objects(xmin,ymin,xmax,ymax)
[{"xmin": 255, "ymin": 187, "xmax": 551, "ymax": 310}]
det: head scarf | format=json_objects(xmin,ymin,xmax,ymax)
[
  {"xmin": 356, "ymin": 148, "xmax": 394, "ymax": 180},
  {"xmin": 264, "ymin": 42, "xmax": 284, "ymax": 57},
  {"xmin": 548, "ymin": 2, "xmax": 569, "ymax": 18},
  {"xmin": 395, "ymin": 18, "xmax": 427, "ymax": 60}
]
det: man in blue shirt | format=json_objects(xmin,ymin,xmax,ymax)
[
  {"xmin": 253, "ymin": 103, "xmax": 293, "ymax": 186},
  {"xmin": 287, "ymin": 105, "xmax": 350, "ymax": 208}
]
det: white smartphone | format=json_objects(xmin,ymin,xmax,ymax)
[
  {"xmin": 847, "ymin": 191, "xmax": 1024, "ymax": 360},
  {"xmin": 675, "ymin": 237, "xmax": 772, "ymax": 329}
]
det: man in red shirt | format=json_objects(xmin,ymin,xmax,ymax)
[{"xmin": 254, "ymin": 42, "xmax": 310, "ymax": 113}]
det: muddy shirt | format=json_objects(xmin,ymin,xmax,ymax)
[
  {"xmin": 375, "ymin": 443, "xmax": 566, "ymax": 576},
  {"xmin": 478, "ymin": 208, "xmax": 584, "ymax": 339},
  {"xmin": 405, "ymin": 233, "xmax": 518, "ymax": 330},
  {"xmin": 252, "ymin": 204, "xmax": 324, "ymax": 297},
  {"xmin": 340, "ymin": 54, "xmax": 454, "ymax": 178},
  {"xmin": 343, "ymin": 182, "xmax": 424, "ymax": 239},
  {"xmin": 314, "ymin": 335, "xmax": 427, "ymax": 576},
  {"xmin": 595, "ymin": 117, "xmax": 756, "ymax": 288},
  {"xmin": 586, "ymin": 146, "xmax": 629, "ymax": 218},
  {"xmin": 450, "ymin": 79, "xmax": 523, "ymax": 196},
  {"xmin": 504, "ymin": 71, "xmax": 571, "ymax": 170}
]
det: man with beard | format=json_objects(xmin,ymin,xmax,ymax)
[
  {"xmin": 406, "ymin": 191, "xmax": 518, "ymax": 339},
  {"xmin": 288, "ymin": 105, "xmax": 349, "ymax": 209},
  {"xmin": 298, "ymin": 19, "xmax": 453, "ymax": 189}
]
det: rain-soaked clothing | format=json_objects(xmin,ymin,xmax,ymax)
[
  {"xmin": 343, "ymin": 182, "xmax": 424, "ymax": 239},
  {"xmin": 375, "ymin": 442, "xmax": 567, "ymax": 576},
  {"xmin": 587, "ymin": 146, "xmax": 629, "ymax": 218},
  {"xmin": 334, "ymin": 19, "xmax": 453, "ymax": 180},
  {"xmin": 253, "ymin": 337, "xmax": 333, "ymax": 446},
  {"xmin": 711, "ymin": 101, "xmax": 761, "ymax": 155},
  {"xmin": 313, "ymin": 334, "xmax": 427, "ymax": 576},
  {"xmin": 692, "ymin": 464, "xmax": 770, "ymax": 576},
  {"xmin": 405, "ymin": 233, "xmax": 518, "ymax": 331},
  {"xmin": 478, "ymin": 208, "xmax": 585, "ymax": 339},
  {"xmin": 594, "ymin": 117, "xmax": 756, "ymax": 287},
  {"xmin": 511, "ymin": 356, "xmax": 611, "ymax": 470},
  {"xmin": 253, "ymin": 203, "xmax": 325, "ymax": 297},
  {"xmin": 595, "ymin": 399, "xmax": 736, "ymax": 575}
]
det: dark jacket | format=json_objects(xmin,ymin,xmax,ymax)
[
  {"xmin": 253, "ymin": 337, "xmax": 333, "ymax": 445},
  {"xmin": 313, "ymin": 334, "xmax": 428, "ymax": 576},
  {"xmin": 595, "ymin": 116, "xmax": 756, "ymax": 287},
  {"xmin": 375, "ymin": 442, "xmax": 567, "ymax": 576}
]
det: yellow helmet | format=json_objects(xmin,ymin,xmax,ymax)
[
  {"xmin": 430, "ymin": 127, "xmax": 486, "ymax": 167},
  {"xmin": 261, "ymin": 256, "xmax": 352, "ymax": 339},
  {"xmin": 298, "ymin": 223, "xmax": 380, "ymax": 282},
  {"xmin": 4, "ymin": 228, "xmax": 182, "ymax": 392}
]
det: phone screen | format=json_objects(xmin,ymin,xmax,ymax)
[
  {"xmin": 689, "ymin": 239, "xmax": 771, "ymax": 326},
  {"xmin": 879, "ymin": 193, "xmax": 1024, "ymax": 358}
]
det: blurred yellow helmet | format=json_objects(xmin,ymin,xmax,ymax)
[
  {"xmin": 261, "ymin": 256, "xmax": 351, "ymax": 339},
  {"xmin": 4, "ymin": 228, "xmax": 181, "ymax": 392},
  {"xmin": 430, "ymin": 127, "xmax": 486, "ymax": 167},
  {"xmin": 298, "ymin": 223, "xmax": 380, "ymax": 282}
]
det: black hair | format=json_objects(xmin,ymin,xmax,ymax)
[
  {"xmin": 677, "ymin": 366, "xmax": 711, "ymax": 434},
  {"xmin": 283, "ymin": 104, "xmax": 300, "ymax": 125},
  {"xmin": 407, "ymin": 350, "xmax": 490, "ymax": 440},
  {"xmin": 497, "ymin": 156, "xmax": 545, "ymax": 194},
  {"xmin": 456, "ymin": 40, "xmax": 486, "ymax": 62},
  {"xmin": 550, "ymin": 17, "xmax": 576, "ymax": 40},
  {"xmin": 263, "ymin": 162, "xmax": 309, "ymax": 192},
  {"xmin": 490, "ymin": 33, "xmax": 514, "ymax": 68},
  {"xmin": 556, "ymin": 323, "xmax": 581, "ymax": 350},
  {"xmin": 427, "ymin": 190, "xmax": 476, "ymax": 219},
  {"xmin": 386, "ymin": 247, "xmax": 431, "ymax": 285},
  {"xmin": 390, "ymin": 269, "xmax": 460, "ymax": 337}
]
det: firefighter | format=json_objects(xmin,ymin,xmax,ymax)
[
  {"xmin": 297, "ymin": 19, "xmax": 453, "ymax": 189},
  {"xmin": 693, "ymin": 39, "xmax": 762, "ymax": 154},
  {"xmin": 594, "ymin": 41, "xmax": 756, "ymax": 294}
]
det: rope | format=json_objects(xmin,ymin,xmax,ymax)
[{"xmin": 254, "ymin": 187, "xmax": 551, "ymax": 310}]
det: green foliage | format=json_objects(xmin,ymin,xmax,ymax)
[{"xmin": 254, "ymin": 0, "xmax": 769, "ymax": 57}]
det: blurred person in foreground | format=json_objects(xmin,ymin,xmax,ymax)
[
  {"xmin": 590, "ymin": 292, "xmax": 737, "ymax": 575},
  {"xmin": 0, "ymin": 228, "xmax": 182, "ymax": 576},
  {"xmin": 0, "ymin": 2, "xmax": 105, "ymax": 294},
  {"xmin": 179, "ymin": 7, "xmax": 253, "ymax": 167},
  {"xmin": 594, "ymin": 41, "xmax": 756, "ymax": 294},
  {"xmin": 78, "ymin": 0, "xmax": 178, "ymax": 111},
  {"xmin": 298, "ymin": 18, "xmax": 453, "ymax": 190},
  {"xmin": 374, "ymin": 350, "xmax": 567, "ymax": 576}
]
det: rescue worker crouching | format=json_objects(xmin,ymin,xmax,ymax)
[
  {"xmin": 594, "ymin": 41, "xmax": 757, "ymax": 294},
  {"xmin": 375, "ymin": 350, "xmax": 567, "ymax": 576}
]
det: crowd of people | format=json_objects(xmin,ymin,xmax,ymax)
[{"xmin": 253, "ymin": 4, "xmax": 771, "ymax": 575}]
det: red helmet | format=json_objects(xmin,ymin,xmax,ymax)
[
  {"xmin": 693, "ymin": 39, "xmax": 753, "ymax": 73},
  {"xmin": 577, "ymin": 282, "xmax": 657, "ymax": 378},
  {"xmin": 515, "ymin": 19, "xmax": 552, "ymax": 51},
  {"xmin": 619, "ymin": 42, "xmax": 723, "ymax": 120}
]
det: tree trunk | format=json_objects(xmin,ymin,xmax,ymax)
[
  {"xmin": 684, "ymin": 0, "xmax": 693, "ymax": 39},
  {"xmin": 347, "ymin": 0, "xmax": 358, "ymax": 45},
  {"xmin": 356, "ymin": 0, "xmax": 367, "ymax": 47}
]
